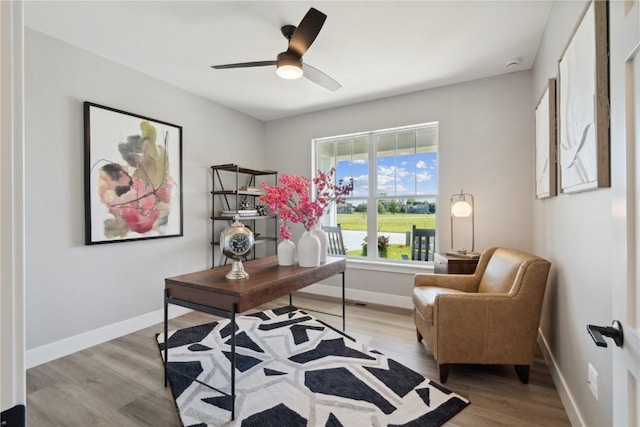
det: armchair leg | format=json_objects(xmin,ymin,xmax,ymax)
[
  {"xmin": 514, "ymin": 365, "xmax": 530, "ymax": 384},
  {"xmin": 438, "ymin": 364, "xmax": 449, "ymax": 384},
  {"xmin": 416, "ymin": 328, "xmax": 423, "ymax": 342}
]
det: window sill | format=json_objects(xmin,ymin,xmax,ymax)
[{"xmin": 345, "ymin": 258, "xmax": 434, "ymax": 275}]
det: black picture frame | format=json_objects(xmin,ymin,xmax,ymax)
[{"xmin": 84, "ymin": 102, "xmax": 183, "ymax": 244}]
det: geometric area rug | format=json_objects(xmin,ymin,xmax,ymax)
[{"xmin": 157, "ymin": 306, "xmax": 469, "ymax": 427}]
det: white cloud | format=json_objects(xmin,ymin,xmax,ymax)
[
  {"xmin": 353, "ymin": 173, "xmax": 368, "ymax": 183},
  {"xmin": 416, "ymin": 171, "xmax": 432, "ymax": 182},
  {"xmin": 416, "ymin": 160, "xmax": 427, "ymax": 169},
  {"xmin": 397, "ymin": 168, "xmax": 410, "ymax": 179},
  {"xmin": 377, "ymin": 174, "xmax": 395, "ymax": 185},
  {"xmin": 378, "ymin": 165, "xmax": 396, "ymax": 175}
]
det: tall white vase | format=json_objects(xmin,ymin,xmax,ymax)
[
  {"xmin": 277, "ymin": 239, "xmax": 296, "ymax": 266},
  {"xmin": 297, "ymin": 230, "xmax": 320, "ymax": 267},
  {"xmin": 311, "ymin": 224, "xmax": 329, "ymax": 263}
]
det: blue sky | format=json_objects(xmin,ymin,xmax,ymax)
[{"xmin": 336, "ymin": 152, "xmax": 438, "ymax": 200}]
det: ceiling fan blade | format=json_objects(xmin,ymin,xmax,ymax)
[
  {"xmin": 287, "ymin": 8, "xmax": 326, "ymax": 57},
  {"xmin": 211, "ymin": 60, "xmax": 276, "ymax": 69},
  {"xmin": 303, "ymin": 63, "xmax": 341, "ymax": 92}
]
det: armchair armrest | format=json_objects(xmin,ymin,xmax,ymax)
[
  {"xmin": 434, "ymin": 292, "xmax": 538, "ymax": 364},
  {"xmin": 435, "ymin": 292, "xmax": 512, "ymax": 325},
  {"xmin": 414, "ymin": 273, "xmax": 479, "ymax": 293}
]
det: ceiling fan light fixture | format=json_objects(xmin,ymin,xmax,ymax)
[
  {"xmin": 276, "ymin": 52, "xmax": 303, "ymax": 80},
  {"xmin": 277, "ymin": 64, "xmax": 303, "ymax": 80}
]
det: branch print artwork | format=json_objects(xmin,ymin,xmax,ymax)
[
  {"xmin": 557, "ymin": 0, "xmax": 610, "ymax": 193},
  {"xmin": 84, "ymin": 103, "xmax": 183, "ymax": 244},
  {"xmin": 559, "ymin": 3, "xmax": 596, "ymax": 191}
]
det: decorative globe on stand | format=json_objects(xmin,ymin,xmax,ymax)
[{"xmin": 220, "ymin": 215, "xmax": 254, "ymax": 279}]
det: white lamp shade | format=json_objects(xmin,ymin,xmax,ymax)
[{"xmin": 451, "ymin": 200, "xmax": 472, "ymax": 217}]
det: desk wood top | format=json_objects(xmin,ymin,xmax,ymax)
[{"xmin": 165, "ymin": 256, "xmax": 346, "ymax": 312}]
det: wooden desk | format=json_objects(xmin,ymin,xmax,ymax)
[
  {"xmin": 434, "ymin": 252, "xmax": 479, "ymax": 274},
  {"xmin": 163, "ymin": 256, "xmax": 346, "ymax": 420}
]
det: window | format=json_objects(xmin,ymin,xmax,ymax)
[{"xmin": 314, "ymin": 123, "xmax": 438, "ymax": 262}]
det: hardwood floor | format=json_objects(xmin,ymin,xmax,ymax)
[{"xmin": 26, "ymin": 294, "xmax": 571, "ymax": 426}]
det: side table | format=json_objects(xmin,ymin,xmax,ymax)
[{"xmin": 434, "ymin": 252, "xmax": 479, "ymax": 274}]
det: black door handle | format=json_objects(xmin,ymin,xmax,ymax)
[{"xmin": 587, "ymin": 320, "xmax": 624, "ymax": 348}]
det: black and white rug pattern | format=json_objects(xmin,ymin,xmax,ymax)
[{"xmin": 157, "ymin": 307, "xmax": 469, "ymax": 426}]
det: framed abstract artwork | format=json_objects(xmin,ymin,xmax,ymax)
[
  {"xmin": 535, "ymin": 78, "xmax": 557, "ymax": 199},
  {"xmin": 84, "ymin": 102, "xmax": 183, "ymax": 244},
  {"xmin": 557, "ymin": 0, "xmax": 609, "ymax": 194}
]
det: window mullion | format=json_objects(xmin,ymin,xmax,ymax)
[{"xmin": 368, "ymin": 132, "xmax": 377, "ymax": 260}]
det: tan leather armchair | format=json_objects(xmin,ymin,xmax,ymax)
[{"xmin": 413, "ymin": 247, "xmax": 551, "ymax": 384}]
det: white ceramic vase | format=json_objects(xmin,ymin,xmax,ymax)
[
  {"xmin": 297, "ymin": 230, "xmax": 321, "ymax": 267},
  {"xmin": 277, "ymin": 239, "xmax": 296, "ymax": 266},
  {"xmin": 311, "ymin": 224, "xmax": 329, "ymax": 263}
]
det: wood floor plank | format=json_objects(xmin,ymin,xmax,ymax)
[
  {"xmin": 27, "ymin": 381, "xmax": 141, "ymax": 426},
  {"xmin": 118, "ymin": 388, "xmax": 182, "ymax": 427},
  {"xmin": 26, "ymin": 293, "xmax": 571, "ymax": 426}
]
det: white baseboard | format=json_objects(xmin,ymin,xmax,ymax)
[
  {"xmin": 26, "ymin": 286, "xmax": 411, "ymax": 369},
  {"xmin": 297, "ymin": 283, "xmax": 414, "ymax": 310},
  {"xmin": 26, "ymin": 305, "xmax": 191, "ymax": 369},
  {"xmin": 537, "ymin": 330, "xmax": 585, "ymax": 427}
]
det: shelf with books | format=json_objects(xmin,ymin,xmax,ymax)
[{"xmin": 210, "ymin": 164, "xmax": 278, "ymax": 267}]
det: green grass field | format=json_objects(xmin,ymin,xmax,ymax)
[
  {"xmin": 337, "ymin": 213, "xmax": 436, "ymax": 232},
  {"xmin": 338, "ymin": 213, "xmax": 436, "ymax": 258},
  {"xmin": 346, "ymin": 245, "xmax": 413, "ymax": 258}
]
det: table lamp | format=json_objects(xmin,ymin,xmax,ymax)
[{"xmin": 449, "ymin": 190, "xmax": 475, "ymax": 256}]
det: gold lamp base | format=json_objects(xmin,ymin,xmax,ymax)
[{"xmin": 226, "ymin": 260, "xmax": 249, "ymax": 280}]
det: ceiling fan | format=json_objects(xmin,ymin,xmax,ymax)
[{"xmin": 211, "ymin": 7, "xmax": 341, "ymax": 92}]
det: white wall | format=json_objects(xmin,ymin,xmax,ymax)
[
  {"xmin": 265, "ymin": 71, "xmax": 534, "ymax": 300},
  {"xmin": 532, "ymin": 1, "xmax": 612, "ymax": 426},
  {"xmin": 24, "ymin": 29, "xmax": 266, "ymax": 359}
]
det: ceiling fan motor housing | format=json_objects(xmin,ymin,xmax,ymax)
[{"xmin": 277, "ymin": 51, "xmax": 302, "ymax": 66}]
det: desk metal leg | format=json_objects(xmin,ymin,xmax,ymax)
[
  {"xmin": 164, "ymin": 291, "xmax": 169, "ymax": 387},
  {"xmin": 230, "ymin": 304, "xmax": 236, "ymax": 421},
  {"xmin": 164, "ymin": 296, "xmax": 239, "ymax": 421}
]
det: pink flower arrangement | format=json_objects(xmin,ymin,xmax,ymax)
[
  {"xmin": 260, "ymin": 168, "xmax": 353, "ymax": 239},
  {"xmin": 313, "ymin": 168, "xmax": 354, "ymax": 214}
]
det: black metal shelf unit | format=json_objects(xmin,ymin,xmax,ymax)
[{"xmin": 211, "ymin": 164, "xmax": 278, "ymax": 267}]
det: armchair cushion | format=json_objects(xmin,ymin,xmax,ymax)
[
  {"xmin": 412, "ymin": 286, "xmax": 467, "ymax": 323},
  {"xmin": 477, "ymin": 248, "xmax": 524, "ymax": 293}
]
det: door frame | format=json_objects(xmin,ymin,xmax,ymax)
[
  {"xmin": 0, "ymin": 0, "xmax": 26, "ymax": 421},
  {"xmin": 610, "ymin": 0, "xmax": 640, "ymax": 425}
]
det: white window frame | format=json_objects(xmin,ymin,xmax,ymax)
[{"xmin": 313, "ymin": 122, "xmax": 438, "ymax": 266}]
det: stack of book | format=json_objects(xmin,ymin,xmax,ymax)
[
  {"xmin": 239, "ymin": 186, "xmax": 262, "ymax": 194},
  {"xmin": 222, "ymin": 210, "xmax": 258, "ymax": 217}
]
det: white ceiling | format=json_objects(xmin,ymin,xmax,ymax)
[{"xmin": 24, "ymin": 1, "xmax": 553, "ymax": 122}]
